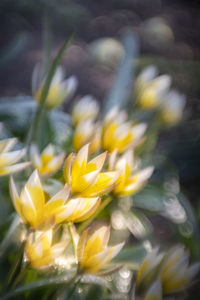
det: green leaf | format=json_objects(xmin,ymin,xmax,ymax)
[
  {"xmin": 113, "ymin": 244, "xmax": 146, "ymax": 268},
  {"xmin": 132, "ymin": 183, "xmax": 165, "ymax": 212},
  {"xmin": 0, "ymin": 271, "xmax": 76, "ymax": 300},
  {"xmin": 0, "ymin": 97, "xmax": 72, "ymax": 148},
  {"xmin": 176, "ymin": 193, "xmax": 200, "ymax": 259},
  {"xmin": 85, "ymin": 285, "xmax": 103, "ymax": 300}
]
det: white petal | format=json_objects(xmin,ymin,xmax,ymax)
[
  {"xmin": 89, "ymin": 152, "xmax": 107, "ymax": 171},
  {"xmin": 145, "ymin": 278, "xmax": 162, "ymax": 300},
  {"xmin": 138, "ymin": 65, "xmax": 158, "ymax": 83},
  {"xmin": 0, "ymin": 149, "xmax": 26, "ymax": 167},
  {"xmin": 132, "ymin": 123, "xmax": 147, "ymax": 139},
  {"xmin": 0, "ymin": 138, "xmax": 17, "ymax": 153},
  {"xmin": 48, "ymin": 184, "xmax": 70, "ymax": 204},
  {"xmin": 133, "ymin": 166, "xmax": 154, "ymax": 183},
  {"xmin": 27, "ymin": 169, "xmax": 42, "ymax": 188},
  {"xmin": 42, "ymin": 144, "xmax": 55, "ymax": 156},
  {"xmin": 76, "ymin": 144, "xmax": 89, "ymax": 164},
  {"xmin": 0, "ymin": 162, "xmax": 30, "ymax": 176},
  {"xmin": 30, "ymin": 144, "xmax": 41, "ymax": 167}
]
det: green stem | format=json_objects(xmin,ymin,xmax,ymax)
[
  {"xmin": 26, "ymin": 34, "xmax": 73, "ymax": 154},
  {"xmin": 11, "ymin": 266, "xmax": 27, "ymax": 289},
  {"xmin": 67, "ymin": 275, "xmax": 82, "ymax": 300},
  {"xmin": 6, "ymin": 241, "xmax": 25, "ymax": 290},
  {"xmin": 67, "ymin": 222, "xmax": 77, "ymax": 257},
  {"xmin": 55, "ymin": 273, "xmax": 79, "ymax": 300},
  {"xmin": 78, "ymin": 195, "xmax": 113, "ymax": 233}
]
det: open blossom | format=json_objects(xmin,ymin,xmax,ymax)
[
  {"xmin": 110, "ymin": 150, "xmax": 154, "ymax": 197},
  {"xmin": 63, "ymin": 144, "xmax": 119, "ymax": 197},
  {"xmin": 77, "ymin": 226, "xmax": 124, "ymax": 274},
  {"xmin": 136, "ymin": 246, "xmax": 199, "ymax": 297},
  {"xmin": 32, "ymin": 65, "xmax": 78, "ymax": 109},
  {"xmin": 102, "ymin": 107, "xmax": 147, "ymax": 154},
  {"xmin": 136, "ymin": 248, "xmax": 164, "ymax": 287},
  {"xmin": 30, "ymin": 144, "xmax": 65, "ymax": 176},
  {"xmin": 0, "ymin": 137, "xmax": 30, "ymax": 176},
  {"xmin": 159, "ymin": 90, "xmax": 186, "ymax": 125},
  {"xmin": 72, "ymin": 95, "xmax": 100, "ymax": 126},
  {"xmin": 135, "ymin": 65, "xmax": 159, "ymax": 92},
  {"xmin": 10, "ymin": 170, "xmax": 100, "ymax": 228},
  {"xmin": 135, "ymin": 65, "xmax": 171, "ymax": 109},
  {"xmin": 73, "ymin": 120, "xmax": 101, "ymax": 154},
  {"xmin": 160, "ymin": 246, "xmax": 200, "ymax": 294},
  {"xmin": 25, "ymin": 228, "xmax": 70, "ymax": 269}
]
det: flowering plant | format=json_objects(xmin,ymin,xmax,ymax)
[{"xmin": 0, "ymin": 28, "xmax": 199, "ymax": 300}]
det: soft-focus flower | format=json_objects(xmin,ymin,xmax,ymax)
[
  {"xmin": 63, "ymin": 144, "xmax": 119, "ymax": 197},
  {"xmin": 160, "ymin": 246, "xmax": 200, "ymax": 294},
  {"xmin": 102, "ymin": 107, "xmax": 147, "ymax": 154},
  {"xmin": 10, "ymin": 170, "xmax": 100, "ymax": 228},
  {"xmin": 135, "ymin": 65, "xmax": 158, "ymax": 92},
  {"xmin": 25, "ymin": 228, "xmax": 69, "ymax": 269},
  {"xmin": 144, "ymin": 278, "xmax": 162, "ymax": 300},
  {"xmin": 77, "ymin": 226, "xmax": 124, "ymax": 273},
  {"xmin": 110, "ymin": 150, "xmax": 154, "ymax": 197},
  {"xmin": 135, "ymin": 65, "xmax": 171, "ymax": 109},
  {"xmin": 73, "ymin": 120, "xmax": 101, "ymax": 154},
  {"xmin": 72, "ymin": 95, "xmax": 99, "ymax": 126},
  {"xmin": 30, "ymin": 144, "xmax": 65, "ymax": 176},
  {"xmin": 159, "ymin": 90, "xmax": 186, "ymax": 125},
  {"xmin": 137, "ymin": 75, "xmax": 171, "ymax": 109},
  {"xmin": 136, "ymin": 248, "xmax": 163, "ymax": 287},
  {"xmin": 0, "ymin": 137, "xmax": 30, "ymax": 176},
  {"xmin": 32, "ymin": 65, "xmax": 78, "ymax": 109}
]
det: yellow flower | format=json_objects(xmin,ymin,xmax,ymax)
[
  {"xmin": 102, "ymin": 107, "xmax": 147, "ymax": 154},
  {"xmin": 10, "ymin": 170, "xmax": 100, "ymax": 228},
  {"xmin": 136, "ymin": 248, "xmax": 163, "ymax": 287},
  {"xmin": 161, "ymin": 246, "xmax": 199, "ymax": 294},
  {"xmin": 32, "ymin": 65, "xmax": 78, "ymax": 109},
  {"xmin": 0, "ymin": 137, "xmax": 30, "ymax": 176},
  {"xmin": 30, "ymin": 144, "xmax": 65, "ymax": 176},
  {"xmin": 144, "ymin": 278, "xmax": 162, "ymax": 300},
  {"xmin": 135, "ymin": 65, "xmax": 158, "ymax": 92},
  {"xmin": 72, "ymin": 95, "xmax": 99, "ymax": 126},
  {"xmin": 73, "ymin": 120, "xmax": 101, "ymax": 154},
  {"xmin": 25, "ymin": 228, "xmax": 69, "ymax": 269},
  {"xmin": 63, "ymin": 144, "xmax": 119, "ymax": 197},
  {"xmin": 110, "ymin": 150, "xmax": 154, "ymax": 197},
  {"xmin": 159, "ymin": 90, "xmax": 186, "ymax": 126},
  {"xmin": 135, "ymin": 66, "xmax": 171, "ymax": 110},
  {"xmin": 77, "ymin": 226, "xmax": 124, "ymax": 273}
]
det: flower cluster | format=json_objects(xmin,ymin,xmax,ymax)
[
  {"xmin": 135, "ymin": 65, "xmax": 186, "ymax": 125},
  {"xmin": 136, "ymin": 246, "xmax": 200, "ymax": 299},
  {"xmin": 1, "ymin": 60, "xmax": 197, "ymax": 300}
]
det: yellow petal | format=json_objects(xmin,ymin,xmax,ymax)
[
  {"xmin": 81, "ymin": 171, "xmax": 119, "ymax": 197},
  {"xmin": 74, "ymin": 197, "xmax": 101, "ymax": 222},
  {"xmin": 25, "ymin": 170, "xmax": 45, "ymax": 216},
  {"xmin": 9, "ymin": 176, "xmax": 24, "ymax": 221},
  {"xmin": 44, "ymin": 185, "xmax": 70, "ymax": 222},
  {"xmin": 77, "ymin": 229, "xmax": 88, "ymax": 262},
  {"xmin": 63, "ymin": 153, "xmax": 74, "ymax": 183},
  {"xmin": 65, "ymin": 197, "xmax": 100, "ymax": 222}
]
